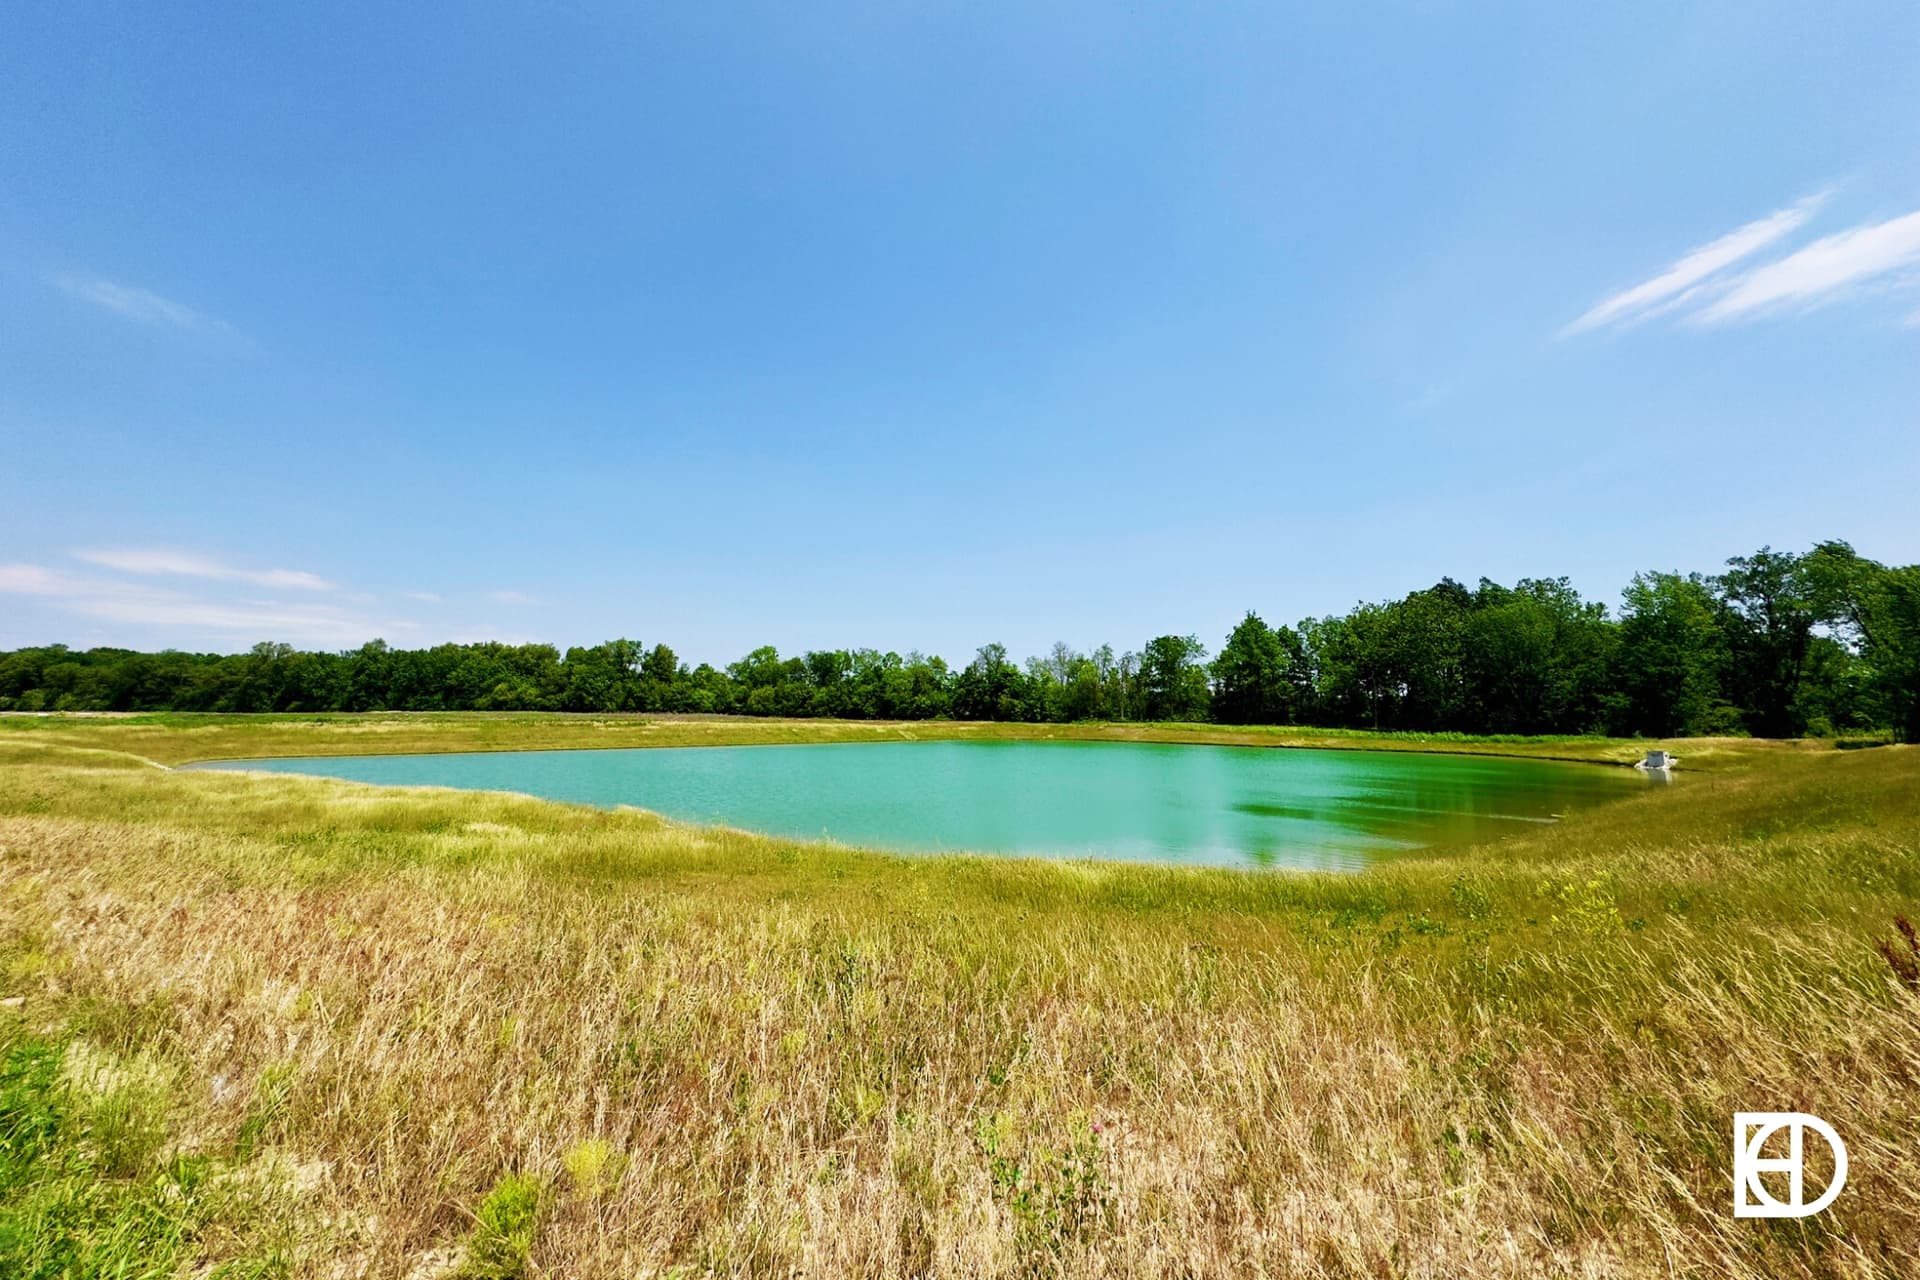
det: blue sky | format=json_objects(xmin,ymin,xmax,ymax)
[{"xmin": 4, "ymin": 1, "xmax": 1917, "ymax": 664}]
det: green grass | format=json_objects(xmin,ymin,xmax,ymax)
[
  {"xmin": 0, "ymin": 716, "xmax": 1915, "ymax": 1276},
  {"xmin": 458, "ymin": 1173, "xmax": 543, "ymax": 1279},
  {"xmin": 0, "ymin": 706, "xmax": 1832, "ymax": 770},
  {"xmin": 0, "ymin": 1017, "xmax": 291, "ymax": 1278}
]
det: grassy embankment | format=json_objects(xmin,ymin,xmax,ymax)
[
  {"xmin": 0, "ymin": 714, "xmax": 1915, "ymax": 1277},
  {"xmin": 0, "ymin": 708, "xmax": 1831, "ymax": 769}
]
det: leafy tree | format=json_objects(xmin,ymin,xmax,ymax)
[
  {"xmin": 803, "ymin": 650, "xmax": 854, "ymax": 717},
  {"xmin": 1461, "ymin": 578, "xmax": 1614, "ymax": 734},
  {"xmin": 563, "ymin": 640, "xmax": 641, "ymax": 711},
  {"xmin": 1138, "ymin": 634, "xmax": 1209, "ymax": 721},
  {"xmin": 1024, "ymin": 643, "xmax": 1106, "ymax": 722},
  {"xmin": 641, "ymin": 643, "xmax": 678, "ymax": 688},
  {"xmin": 1379, "ymin": 583, "xmax": 1470, "ymax": 731},
  {"xmin": 1212, "ymin": 613, "xmax": 1293, "ymax": 725},
  {"xmin": 1088, "ymin": 645, "xmax": 1133, "ymax": 721},
  {"xmin": 951, "ymin": 643, "xmax": 1037, "ymax": 721},
  {"xmin": 1615, "ymin": 573, "xmax": 1732, "ymax": 736},
  {"xmin": 1807, "ymin": 541, "xmax": 1920, "ymax": 740},
  {"xmin": 891, "ymin": 651, "xmax": 953, "ymax": 719},
  {"xmin": 1, "ymin": 538, "xmax": 1908, "ymax": 738},
  {"xmin": 682, "ymin": 663, "xmax": 734, "ymax": 713},
  {"xmin": 1714, "ymin": 548, "xmax": 1824, "ymax": 737}
]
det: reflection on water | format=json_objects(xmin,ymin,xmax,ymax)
[{"xmin": 196, "ymin": 740, "xmax": 1650, "ymax": 872}]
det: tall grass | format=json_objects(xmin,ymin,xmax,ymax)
[{"xmin": 0, "ymin": 726, "xmax": 1915, "ymax": 1276}]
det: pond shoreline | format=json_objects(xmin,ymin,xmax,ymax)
[
  {"xmin": 7, "ymin": 711, "xmax": 1833, "ymax": 779},
  {"xmin": 187, "ymin": 738, "xmax": 1648, "ymax": 872}
]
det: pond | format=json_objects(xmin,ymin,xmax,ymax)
[{"xmin": 193, "ymin": 739, "xmax": 1649, "ymax": 871}]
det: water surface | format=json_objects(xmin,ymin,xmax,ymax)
[{"xmin": 196, "ymin": 740, "xmax": 1646, "ymax": 871}]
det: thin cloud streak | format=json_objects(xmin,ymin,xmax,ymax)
[
  {"xmin": 0, "ymin": 562, "xmax": 411, "ymax": 647},
  {"xmin": 74, "ymin": 548, "xmax": 337, "ymax": 592},
  {"xmin": 0, "ymin": 565, "xmax": 63, "ymax": 595},
  {"xmin": 1562, "ymin": 192, "xmax": 1828, "ymax": 336},
  {"xmin": 1693, "ymin": 208, "xmax": 1920, "ymax": 323},
  {"xmin": 54, "ymin": 276, "xmax": 232, "ymax": 334}
]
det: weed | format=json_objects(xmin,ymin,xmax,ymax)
[
  {"xmin": 1549, "ymin": 877, "xmax": 1625, "ymax": 940},
  {"xmin": 1449, "ymin": 876, "xmax": 1494, "ymax": 920},
  {"xmin": 976, "ymin": 1113, "xmax": 1113, "ymax": 1262},
  {"xmin": 562, "ymin": 1138, "xmax": 625, "ymax": 1198},
  {"xmin": 460, "ymin": 1172, "xmax": 543, "ymax": 1279}
]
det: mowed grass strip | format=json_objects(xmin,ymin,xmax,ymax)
[
  {"xmin": 0, "ymin": 727, "xmax": 1915, "ymax": 1277},
  {"xmin": 0, "ymin": 708, "xmax": 1838, "ymax": 769}
]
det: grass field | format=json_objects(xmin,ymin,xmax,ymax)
[
  {"xmin": 0, "ymin": 708, "xmax": 1837, "ymax": 769},
  {"xmin": 0, "ymin": 714, "xmax": 1916, "ymax": 1277}
]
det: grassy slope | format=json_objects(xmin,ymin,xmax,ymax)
[
  {"xmin": 0, "ymin": 718, "xmax": 1916, "ymax": 1277},
  {"xmin": 0, "ymin": 709, "xmax": 1819, "ymax": 769}
]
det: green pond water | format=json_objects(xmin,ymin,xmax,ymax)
[{"xmin": 196, "ymin": 740, "xmax": 1650, "ymax": 871}]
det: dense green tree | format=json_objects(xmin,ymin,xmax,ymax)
[
  {"xmin": 803, "ymin": 650, "xmax": 855, "ymax": 717},
  {"xmin": 1807, "ymin": 541, "xmax": 1920, "ymax": 740},
  {"xmin": 1023, "ymin": 643, "xmax": 1107, "ymax": 723},
  {"xmin": 951, "ymin": 643, "xmax": 1038, "ymax": 721},
  {"xmin": 1714, "ymin": 548, "xmax": 1824, "ymax": 738},
  {"xmin": 1380, "ymin": 583, "xmax": 1470, "ymax": 731},
  {"xmin": 727, "ymin": 646, "xmax": 808, "ymax": 716},
  {"xmin": 1, "ymin": 538, "xmax": 1908, "ymax": 737},
  {"xmin": 1057, "ymin": 653, "xmax": 1106, "ymax": 722},
  {"xmin": 1212, "ymin": 613, "xmax": 1293, "ymax": 725},
  {"xmin": 1308, "ymin": 588, "xmax": 1472, "ymax": 733},
  {"xmin": 562, "ymin": 640, "xmax": 641, "ymax": 711},
  {"xmin": 681, "ymin": 663, "xmax": 734, "ymax": 713},
  {"xmin": 1461, "ymin": 578, "xmax": 1615, "ymax": 735},
  {"xmin": 1089, "ymin": 645, "xmax": 1133, "ymax": 721},
  {"xmin": 890, "ymin": 651, "xmax": 954, "ymax": 719},
  {"xmin": 1614, "ymin": 573, "xmax": 1732, "ymax": 736},
  {"xmin": 1138, "ymin": 634, "xmax": 1210, "ymax": 721}
]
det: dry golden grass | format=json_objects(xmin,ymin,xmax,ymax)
[{"xmin": 0, "ymin": 723, "xmax": 1916, "ymax": 1277}]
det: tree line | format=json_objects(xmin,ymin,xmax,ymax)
[{"xmin": 3, "ymin": 540, "xmax": 1915, "ymax": 740}]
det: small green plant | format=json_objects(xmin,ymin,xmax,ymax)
[
  {"xmin": 974, "ymin": 1113, "xmax": 1112, "ymax": 1260},
  {"xmin": 562, "ymin": 1138, "xmax": 625, "ymax": 1198},
  {"xmin": 460, "ymin": 1172, "xmax": 543, "ymax": 1279},
  {"xmin": 1449, "ymin": 877, "xmax": 1493, "ymax": 920},
  {"xmin": 86, "ymin": 1080, "xmax": 169, "ymax": 1180},
  {"xmin": 1452, "ymin": 932, "xmax": 1511, "ymax": 1005},
  {"xmin": 1549, "ymin": 877, "xmax": 1624, "ymax": 940},
  {"xmin": 235, "ymin": 1060, "xmax": 298, "ymax": 1160}
]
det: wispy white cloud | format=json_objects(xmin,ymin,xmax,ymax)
[
  {"xmin": 74, "ymin": 548, "xmax": 336, "ymax": 592},
  {"xmin": 1561, "ymin": 192, "xmax": 1828, "ymax": 336},
  {"xmin": 489, "ymin": 590, "xmax": 535, "ymax": 605},
  {"xmin": 0, "ymin": 565, "xmax": 63, "ymax": 595},
  {"xmin": 1692, "ymin": 208, "xmax": 1920, "ymax": 324},
  {"xmin": 54, "ymin": 275, "xmax": 233, "ymax": 335},
  {"xmin": 404, "ymin": 591, "xmax": 444, "ymax": 604},
  {"xmin": 0, "ymin": 562, "xmax": 411, "ymax": 647}
]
